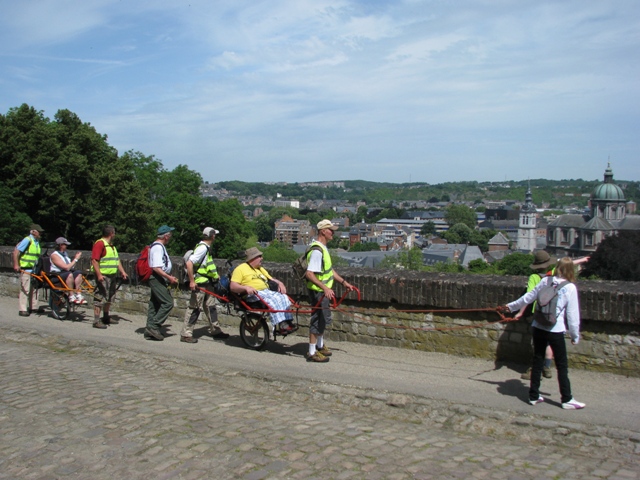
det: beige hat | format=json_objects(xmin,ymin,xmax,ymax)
[
  {"xmin": 317, "ymin": 219, "xmax": 338, "ymax": 231},
  {"xmin": 530, "ymin": 250, "xmax": 556, "ymax": 270},
  {"xmin": 203, "ymin": 227, "xmax": 219, "ymax": 237},
  {"xmin": 245, "ymin": 247, "xmax": 263, "ymax": 262}
]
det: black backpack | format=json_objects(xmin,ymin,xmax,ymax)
[{"xmin": 534, "ymin": 279, "xmax": 570, "ymax": 327}]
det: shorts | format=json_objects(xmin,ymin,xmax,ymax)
[
  {"xmin": 93, "ymin": 275, "xmax": 117, "ymax": 306},
  {"xmin": 308, "ymin": 289, "xmax": 332, "ymax": 335},
  {"xmin": 52, "ymin": 270, "xmax": 81, "ymax": 288}
]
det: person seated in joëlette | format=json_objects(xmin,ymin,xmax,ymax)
[
  {"xmin": 50, "ymin": 237, "xmax": 87, "ymax": 304},
  {"xmin": 230, "ymin": 247, "xmax": 295, "ymax": 333}
]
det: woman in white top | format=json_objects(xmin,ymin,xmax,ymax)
[
  {"xmin": 505, "ymin": 257, "xmax": 585, "ymax": 410},
  {"xmin": 50, "ymin": 237, "xmax": 86, "ymax": 304}
]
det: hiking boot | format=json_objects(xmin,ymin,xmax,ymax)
[
  {"xmin": 542, "ymin": 366, "xmax": 553, "ymax": 379},
  {"xmin": 144, "ymin": 328, "xmax": 164, "ymax": 341},
  {"xmin": 180, "ymin": 336, "xmax": 198, "ymax": 344},
  {"xmin": 305, "ymin": 352, "xmax": 329, "ymax": 363},
  {"xmin": 562, "ymin": 398, "xmax": 585, "ymax": 410},
  {"xmin": 93, "ymin": 321, "xmax": 107, "ymax": 329},
  {"xmin": 529, "ymin": 395, "xmax": 544, "ymax": 406},
  {"xmin": 317, "ymin": 345, "xmax": 332, "ymax": 357},
  {"xmin": 18, "ymin": 311, "xmax": 30, "ymax": 317},
  {"xmin": 520, "ymin": 368, "xmax": 531, "ymax": 380}
]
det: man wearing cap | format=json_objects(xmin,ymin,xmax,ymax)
[
  {"xmin": 230, "ymin": 247, "xmax": 296, "ymax": 333},
  {"xmin": 91, "ymin": 225, "xmax": 129, "ymax": 329},
  {"xmin": 13, "ymin": 224, "xmax": 45, "ymax": 316},
  {"xmin": 181, "ymin": 227, "xmax": 230, "ymax": 343},
  {"xmin": 50, "ymin": 237, "xmax": 86, "ymax": 304},
  {"xmin": 304, "ymin": 219, "xmax": 355, "ymax": 362},
  {"xmin": 515, "ymin": 250, "xmax": 557, "ymax": 380},
  {"xmin": 144, "ymin": 225, "xmax": 179, "ymax": 341}
]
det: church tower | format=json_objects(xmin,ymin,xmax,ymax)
[{"xmin": 517, "ymin": 184, "xmax": 537, "ymax": 252}]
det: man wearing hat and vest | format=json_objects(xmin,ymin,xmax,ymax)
[
  {"xmin": 181, "ymin": 226, "xmax": 230, "ymax": 343},
  {"xmin": 91, "ymin": 225, "xmax": 129, "ymax": 329},
  {"xmin": 13, "ymin": 224, "xmax": 45, "ymax": 316},
  {"xmin": 304, "ymin": 219, "xmax": 355, "ymax": 362},
  {"xmin": 514, "ymin": 250, "xmax": 556, "ymax": 380},
  {"xmin": 144, "ymin": 225, "xmax": 179, "ymax": 341}
]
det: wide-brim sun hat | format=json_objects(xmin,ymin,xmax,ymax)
[
  {"xmin": 245, "ymin": 247, "xmax": 263, "ymax": 262},
  {"xmin": 530, "ymin": 250, "xmax": 556, "ymax": 270}
]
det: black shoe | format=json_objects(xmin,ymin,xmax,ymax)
[
  {"xmin": 144, "ymin": 328, "xmax": 164, "ymax": 341},
  {"xmin": 212, "ymin": 332, "xmax": 230, "ymax": 339},
  {"xmin": 19, "ymin": 311, "xmax": 30, "ymax": 317},
  {"xmin": 103, "ymin": 316, "xmax": 119, "ymax": 325},
  {"xmin": 180, "ymin": 336, "xmax": 198, "ymax": 344}
]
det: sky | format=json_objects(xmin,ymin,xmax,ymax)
[{"xmin": 1, "ymin": 0, "xmax": 639, "ymax": 185}]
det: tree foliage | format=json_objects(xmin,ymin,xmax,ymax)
[
  {"xmin": 0, "ymin": 104, "xmax": 252, "ymax": 256},
  {"xmin": 444, "ymin": 204, "xmax": 477, "ymax": 229},
  {"xmin": 581, "ymin": 231, "xmax": 640, "ymax": 281},
  {"xmin": 349, "ymin": 242, "xmax": 381, "ymax": 252}
]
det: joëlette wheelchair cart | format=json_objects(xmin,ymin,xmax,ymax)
[
  {"xmin": 195, "ymin": 260, "xmax": 361, "ymax": 350},
  {"xmin": 22, "ymin": 242, "xmax": 96, "ymax": 320}
]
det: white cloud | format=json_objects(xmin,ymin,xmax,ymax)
[{"xmin": 0, "ymin": 0, "xmax": 639, "ymax": 183}]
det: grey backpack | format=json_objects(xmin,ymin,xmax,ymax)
[{"xmin": 534, "ymin": 279, "xmax": 570, "ymax": 327}]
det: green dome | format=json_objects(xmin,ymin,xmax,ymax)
[{"xmin": 592, "ymin": 164, "xmax": 625, "ymax": 201}]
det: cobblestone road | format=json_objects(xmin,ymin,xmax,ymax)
[{"xmin": 0, "ymin": 327, "xmax": 638, "ymax": 480}]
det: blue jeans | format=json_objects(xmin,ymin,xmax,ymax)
[{"xmin": 530, "ymin": 327, "xmax": 573, "ymax": 403}]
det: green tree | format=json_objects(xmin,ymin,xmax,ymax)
[
  {"xmin": 420, "ymin": 221, "xmax": 436, "ymax": 236},
  {"xmin": 496, "ymin": 252, "xmax": 534, "ymax": 276},
  {"xmin": 261, "ymin": 240, "xmax": 299, "ymax": 263},
  {"xmin": 467, "ymin": 259, "xmax": 497, "ymax": 274},
  {"xmin": 444, "ymin": 204, "xmax": 477, "ymax": 229},
  {"xmin": 581, "ymin": 231, "xmax": 640, "ymax": 281},
  {"xmin": 443, "ymin": 223, "xmax": 472, "ymax": 244},
  {"xmin": 253, "ymin": 215, "xmax": 274, "ymax": 242},
  {"xmin": 349, "ymin": 242, "xmax": 380, "ymax": 252},
  {"xmin": 377, "ymin": 247, "xmax": 423, "ymax": 270}
]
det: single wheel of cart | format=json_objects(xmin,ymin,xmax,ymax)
[
  {"xmin": 239, "ymin": 311, "xmax": 270, "ymax": 350},
  {"xmin": 49, "ymin": 290, "xmax": 70, "ymax": 320}
]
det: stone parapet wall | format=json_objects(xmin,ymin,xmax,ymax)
[{"xmin": 2, "ymin": 246, "xmax": 639, "ymax": 376}]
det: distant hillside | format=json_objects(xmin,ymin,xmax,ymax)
[{"xmin": 212, "ymin": 178, "xmax": 639, "ymax": 207}]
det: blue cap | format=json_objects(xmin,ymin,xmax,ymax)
[{"xmin": 157, "ymin": 225, "xmax": 175, "ymax": 235}]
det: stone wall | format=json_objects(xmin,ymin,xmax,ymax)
[{"xmin": 2, "ymin": 246, "xmax": 639, "ymax": 376}]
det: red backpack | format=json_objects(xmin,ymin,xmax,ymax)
[{"xmin": 135, "ymin": 242, "xmax": 158, "ymax": 283}]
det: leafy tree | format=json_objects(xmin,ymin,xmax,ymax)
[
  {"xmin": 467, "ymin": 259, "xmax": 498, "ymax": 274},
  {"xmin": 443, "ymin": 223, "xmax": 473, "ymax": 244},
  {"xmin": 0, "ymin": 181, "xmax": 32, "ymax": 244},
  {"xmin": 253, "ymin": 215, "xmax": 274, "ymax": 242},
  {"xmin": 349, "ymin": 242, "xmax": 380, "ymax": 252},
  {"xmin": 377, "ymin": 247, "xmax": 423, "ymax": 270},
  {"xmin": 261, "ymin": 240, "xmax": 299, "ymax": 263},
  {"xmin": 581, "ymin": 231, "xmax": 640, "ymax": 281},
  {"xmin": 444, "ymin": 204, "xmax": 477, "ymax": 229},
  {"xmin": 496, "ymin": 252, "xmax": 534, "ymax": 276},
  {"xmin": 420, "ymin": 221, "xmax": 436, "ymax": 236}
]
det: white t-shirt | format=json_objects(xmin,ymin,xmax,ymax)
[
  {"xmin": 149, "ymin": 242, "xmax": 172, "ymax": 274},
  {"xmin": 307, "ymin": 245, "xmax": 326, "ymax": 273}
]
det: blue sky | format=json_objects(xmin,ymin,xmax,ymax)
[{"xmin": 1, "ymin": 0, "xmax": 638, "ymax": 184}]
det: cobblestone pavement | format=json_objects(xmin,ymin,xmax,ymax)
[{"xmin": 1, "ymin": 326, "xmax": 638, "ymax": 480}]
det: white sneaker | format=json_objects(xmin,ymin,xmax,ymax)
[
  {"xmin": 76, "ymin": 294, "xmax": 87, "ymax": 305},
  {"xmin": 69, "ymin": 294, "xmax": 78, "ymax": 304},
  {"xmin": 562, "ymin": 398, "xmax": 585, "ymax": 410},
  {"xmin": 529, "ymin": 395, "xmax": 544, "ymax": 405}
]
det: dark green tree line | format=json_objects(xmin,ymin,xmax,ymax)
[{"xmin": 0, "ymin": 104, "xmax": 252, "ymax": 256}]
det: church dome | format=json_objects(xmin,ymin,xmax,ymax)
[{"xmin": 592, "ymin": 164, "xmax": 625, "ymax": 201}]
